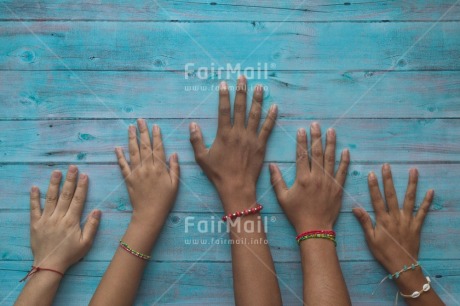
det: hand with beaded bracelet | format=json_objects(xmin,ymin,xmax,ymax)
[
  {"xmin": 189, "ymin": 77, "xmax": 282, "ymax": 306},
  {"xmin": 270, "ymin": 123, "xmax": 352, "ymax": 306},
  {"xmin": 353, "ymin": 165, "xmax": 444, "ymax": 305},
  {"xmin": 15, "ymin": 166, "xmax": 101, "ymax": 306},
  {"xmin": 90, "ymin": 119, "xmax": 180, "ymax": 306}
]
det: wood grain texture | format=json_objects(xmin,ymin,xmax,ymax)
[
  {"xmin": 1, "ymin": 0, "xmax": 460, "ymax": 21},
  {"xmin": 0, "ymin": 163, "xmax": 452, "ymax": 213},
  {"xmin": 0, "ymin": 119, "xmax": 459, "ymax": 163},
  {"xmin": 1, "ymin": 71, "xmax": 459, "ymax": 119},
  {"xmin": 1, "ymin": 22, "xmax": 460, "ymax": 71},
  {"xmin": 1, "ymin": 0, "xmax": 459, "ymax": 305},
  {"xmin": 1, "ymin": 260, "xmax": 459, "ymax": 306},
  {"xmin": 1, "ymin": 210, "xmax": 458, "ymax": 262}
]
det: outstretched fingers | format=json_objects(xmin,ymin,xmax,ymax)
[
  {"xmin": 382, "ymin": 164, "xmax": 399, "ymax": 216},
  {"xmin": 169, "ymin": 153, "xmax": 180, "ymax": 188},
  {"xmin": 258, "ymin": 104, "xmax": 277, "ymax": 144},
  {"xmin": 233, "ymin": 75, "xmax": 247, "ymax": 129},
  {"xmin": 402, "ymin": 168, "xmax": 419, "ymax": 214},
  {"xmin": 296, "ymin": 128, "xmax": 309, "ymax": 179},
  {"xmin": 368, "ymin": 172, "xmax": 387, "ymax": 217},
  {"xmin": 414, "ymin": 189, "xmax": 434, "ymax": 229},
  {"xmin": 82, "ymin": 210, "xmax": 102, "ymax": 248},
  {"xmin": 137, "ymin": 119, "xmax": 153, "ymax": 166},
  {"xmin": 152, "ymin": 124, "xmax": 166, "ymax": 168},
  {"xmin": 324, "ymin": 129, "xmax": 336, "ymax": 176},
  {"xmin": 190, "ymin": 122, "xmax": 207, "ymax": 164},
  {"xmin": 269, "ymin": 163, "xmax": 288, "ymax": 203},
  {"xmin": 43, "ymin": 170, "xmax": 62, "ymax": 216},
  {"xmin": 217, "ymin": 81, "xmax": 231, "ymax": 133},
  {"xmin": 310, "ymin": 123, "xmax": 324, "ymax": 174},
  {"xmin": 335, "ymin": 149, "xmax": 350, "ymax": 187},
  {"xmin": 353, "ymin": 207, "xmax": 374, "ymax": 240},
  {"xmin": 115, "ymin": 147, "xmax": 131, "ymax": 178},
  {"xmin": 247, "ymin": 85, "xmax": 263, "ymax": 133},
  {"xmin": 30, "ymin": 186, "xmax": 42, "ymax": 224},
  {"xmin": 128, "ymin": 125, "xmax": 141, "ymax": 169}
]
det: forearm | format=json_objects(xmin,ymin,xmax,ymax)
[
  {"xmin": 15, "ymin": 271, "xmax": 62, "ymax": 306},
  {"xmin": 90, "ymin": 216, "xmax": 164, "ymax": 306},
  {"xmin": 394, "ymin": 268, "xmax": 444, "ymax": 306},
  {"xmin": 224, "ymin": 194, "xmax": 282, "ymax": 306},
  {"xmin": 300, "ymin": 239, "xmax": 351, "ymax": 306}
]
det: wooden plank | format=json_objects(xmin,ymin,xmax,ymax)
[
  {"xmin": 0, "ymin": 163, "xmax": 453, "ymax": 213},
  {"xmin": 1, "ymin": 1, "xmax": 460, "ymax": 21},
  {"xmin": 1, "ymin": 22, "xmax": 459, "ymax": 71},
  {"xmin": 1, "ymin": 211, "xmax": 458, "ymax": 262},
  {"xmin": 1, "ymin": 71, "xmax": 460, "ymax": 119},
  {"xmin": 0, "ymin": 119, "xmax": 459, "ymax": 163},
  {"xmin": 0, "ymin": 260, "xmax": 458, "ymax": 305}
]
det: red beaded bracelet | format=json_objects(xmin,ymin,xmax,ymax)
[{"xmin": 222, "ymin": 204, "xmax": 263, "ymax": 221}]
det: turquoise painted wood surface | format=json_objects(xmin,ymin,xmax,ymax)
[
  {"xmin": 0, "ymin": 1, "xmax": 459, "ymax": 305},
  {"xmin": 1, "ymin": 71, "xmax": 459, "ymax": 119}
]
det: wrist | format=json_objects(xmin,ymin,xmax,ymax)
[
  {"xmin": 294, "ymin": 222, "xmax": 334, "ymax": 234},
  {"xmin": 394, "ymin": 268, "xmax": 427, "ymax": 293},
  {"xmin": 32, "ymin": 259, "xmax": 70, "ymax": 274},
  {"xmin": 382, "ymin": 256, "xmax": 419, "ymax": 274},
  {"xmin": 130, "ymin": 210, "xmax": 168, "ymax": 234},
  {"xmin": 218, "ymin": 187, "xmax": 257, "ymax": 212}
]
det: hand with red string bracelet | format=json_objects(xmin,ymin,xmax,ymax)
[
  {"xmin": 270, "ymin": 123, "xmax": 351, "ymax": 306},
  {"xmin": 15, "ymin": 166, "xmax": 101, "ymax": 306}
]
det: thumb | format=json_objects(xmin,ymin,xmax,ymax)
[
  {"xmin": 82, "ymin": 210, "xmax": 102, "ymax": 246},
  {"xmin": 352, "ymin": 207, "xmax": 374, "ymax": 239},
  {"xmin": 189, "ymin": 122, "xmax": 207, "ymax": 163},
  {"xmin": 269, "ymin": 163, "xmax": 288, "ymax": 203}
]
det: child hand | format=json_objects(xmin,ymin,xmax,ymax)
[
  {"xmin": 353, "ymin": 165, "xmax": 434, "ymax": 273},
  {"xmin": 269, "ymin": 123, "xmax": 350, "ymax": 232},
  {"xmin": 115, "ymin": 119, "xmax": 180, "ymax": 229},
  {"xmin": 189, "ymin": 77, "xmax": 277, "ymax": 212},
  {"xmin": 30, "ymin": 166, "xmax": 101, "ymax": 274}
]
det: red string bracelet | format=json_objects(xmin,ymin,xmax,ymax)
[
  {"xmin": 295, "ymin": 230, "xmax": 335, "ymax": 241},
  {"xmin": 222, "ymin": 204, "xmax": 263, "ymax": 222},
  {"xmin": 20, "ymin": 266, "xmax": 64, "ymax": 282}
]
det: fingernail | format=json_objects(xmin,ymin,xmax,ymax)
[
  {"xmin": 383, "ymin": 163, "xmax": 390, "ymax": 171},
  {"xmin": 154, "ymin": 124, "xmax": 159, "ymax": 132},
  {"xmin": 269, "ymin": 163, "xmax": 275, "ymax": 172},
  {"xmin": 327, "ymin": 128, "xmax": 335, "ymax": 137},
  {"xmin": 312, "ymin": 122, "xmax": 319, "ymax": 129},
  {"xmin": 53, "ymin": 171, "xmax": 61, "ymax": 178},
  {"xmin": 410, "ymin": 168, "xmax": 418, "ymax": 176},
  {"xmin": 428, "ymin": 189, "xmax": 434, "ymax": 197},
  {"xmin": 115, "ymin": 147, "xmax": 122, "ymax": 154},
  {"xmin": 137, "ymin": 118, "xmax": 146, "ymax": 129},
  {"xmin": 129, "ymin": 125, "xmax": 136, "ymax": 136},
  {"xmin": 238, "ymin": 74, "xmax": 246, "ymax": 82},
  {"xmin": 298, "ymin": 128, "xmax": 306, "ymax": 136},
  {"xmin": 172, "ymin": 153, "xmax": 178, "ymax": 162},
  {"xmin": 80, "ymin": 173, "xmax": 87, "ymax": 181},
  {"xmin": 31, "ymin": 186, "xmax": 38, "ymax": 193},
  {"xmin": 190, "ymin": 122, "xmax": 197, "ymax": 132},
  {"xmin": 369, "ymin": 171, "xmax": 375, "ymax": 179},
  {"xmin": 255, "ymin": 84, "xmax": 263, "ymax": 92},
  {"xmin": 92, "ymin": 210, "xmax": 101, "ymax": 220},
  {"xmin": 220, "ymin": 81, "xmax": 228, "ymax": 90},
  {"xmin": 68, "ymin": 165, "xmax": 77, "ymax": 173},
  {"xmin": 270, "ymin": 104, "xmax": 278, "ymax": 113},
  {"xmin": 352, "ymin": 207, "xmax": 362, "ymax": 216},
  {"xmin": 343, "ymin": 148, "xmax": 349, "ymax": 156}
]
